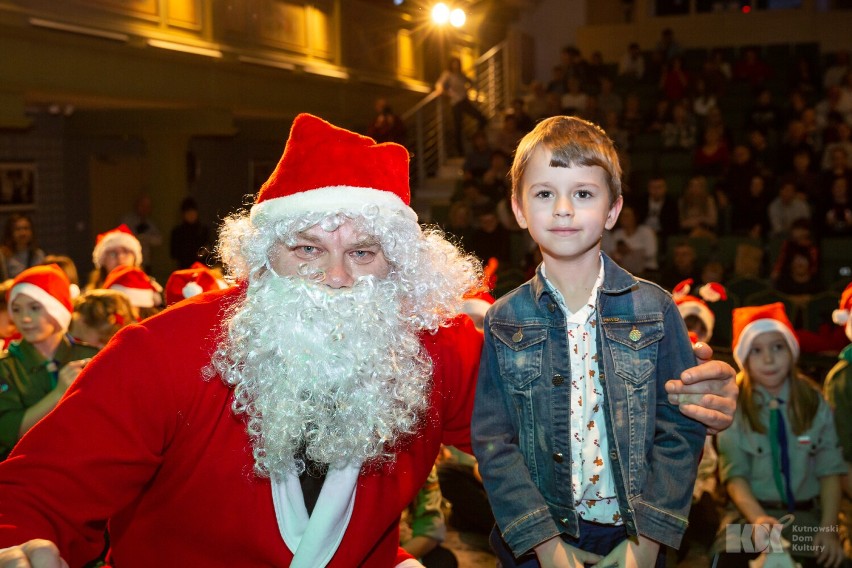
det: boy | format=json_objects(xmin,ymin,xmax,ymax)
[
  {"xmin": 471, "ymin": 116, "xmax": 706, "ymax": 567},
  {"xmin": 0, "ymin": 264, "xmax": 97, "ymax": 460}
]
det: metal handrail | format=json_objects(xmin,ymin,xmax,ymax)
[{"xmin": 401, "ymin": 41, "xmax": 509, "ymax": 190}]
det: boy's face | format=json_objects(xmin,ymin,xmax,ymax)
[
  {"xmin": 10, "ymin": 294, "xmax": 63, "ymax": 346},
  {"xmin": 511, "ymin": 147, "xmax": 621, "ymax": 266}
]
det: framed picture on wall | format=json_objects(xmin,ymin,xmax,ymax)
[
  {"xmin": 0, "ymin": 162, "xmax": 36, "ymax": 211},
  {"xmin": 250, "ymin": 160, "xmax": 275, "ymax": 194}
]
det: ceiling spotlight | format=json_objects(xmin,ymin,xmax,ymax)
[
  {"xmin": 449, "ymin": 8, "xmax": 466, "ymax": 27},
  {"xmin": 432, "ymin": 3, "xmax": 450, "ymax": 25}
]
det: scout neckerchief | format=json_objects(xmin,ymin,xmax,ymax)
[
  {"xmin": 768, "ymin": 397, "xmax": 795, "ymax": 513},
  {"xmin": 7, "ymin": 341, "xmax": 60, "ymax": 389}
]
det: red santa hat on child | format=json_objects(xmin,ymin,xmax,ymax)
[
  {"xmin": 8, "ymin": 264, "xmax": 74, "ymax": 330},
  {"xmin": 672, "ymin": 279, "xmax": 727, "ymax": 343},
  {"xmin": 165, "ymin": 262, "xmax": 228, "ymax": 306},
  {"xmin": 103, "ymin": 265, "xmax": 160, "ymax": 308},
  {"xmin": 731, "ymin": 302, "xmax": 800, "ymax": 371},
  {"xmin": 832, "ymin": 282, "xmax": 852, "ymax": 326},
  {"xmin": 92, "ymin": 224, "xmax": 143, "ymax": 269},
  {"xmin": 249, "ymin": 113, "xmax": 415, "ymax": 225},
  {"xmin": 834, "ymin": 282, "xmax": 852, "ymax": 342}
]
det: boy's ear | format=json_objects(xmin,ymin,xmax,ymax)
[
  {"xmin": 510, "ymin": 194, "xmax": 528, "ymax": 229},
  {"xmin": 604, "ymin": 195, "xmax": 623, "ymax": 231}
]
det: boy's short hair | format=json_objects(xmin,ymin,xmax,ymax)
[{"xmin": 510, "ymin": 115, "xmax": 622, "ymax": 205}]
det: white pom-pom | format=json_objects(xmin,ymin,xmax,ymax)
[
  {"xmin": 69, "ymin": 283, "xmax": 80, "ymax": 300},
  {"xmin": 833, "ymin": 309, "xmax": 850, "ymax": 326},
  {"xmin": 182, "ymin": 281, "xmax": 204, "ymax": 299}
]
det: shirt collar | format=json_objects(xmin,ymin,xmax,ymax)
[{"xmin": 541, "ymin": 256, "xmax": 605, "ymax": 322}]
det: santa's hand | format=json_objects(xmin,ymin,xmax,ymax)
[
  {"xmin": 0, "ymin": 540, "xmax": 68, "ymax": 568},
  {"xmin": 665, "ymin": 342, "xmax": 737, "ymax": 434}
]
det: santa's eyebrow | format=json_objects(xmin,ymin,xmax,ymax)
[
  {"xmin": 291, "ymin": 232, "xmax": 381, "ymax": 249},
  {"xmin": 350, "ymin": 237, "xmax": 381, "ymax": 248}
]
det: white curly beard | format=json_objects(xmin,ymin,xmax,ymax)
[{"xmin": 209, "ymin": 271, "xmax": 432, "ymax": 478}]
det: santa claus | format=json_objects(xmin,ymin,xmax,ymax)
[{"xmin": 0, "ymin": 114, "xmax": 737, "ymax": 567}]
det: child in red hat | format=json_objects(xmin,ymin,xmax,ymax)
[
  {"xmin": 164, "ymin": 262, "xmax": 228, "ymax": 307},
  {"xmin": 70, "ymin": 289, "xmax": 137, "ymax": 349},
  {"xmin": 715, "ymin": 303, "xmax": 847, "ymax": 566},
  {"xmin": 0, "ymin": 265, "xmax": 99, "ymax": 460},
  {"xmin": 85, "ymin": 224, "xmax": 144, "ymax": 291},
  {"xmin": 103, "ymin": 265, "xmax": 163, "ymax": 320},
  {"xmin": 824, "ymin": 282, "xmax": 852, "ymax": 500}
]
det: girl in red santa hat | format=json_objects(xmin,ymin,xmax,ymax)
[
  {"xmin": 85, "ymin": 224, "xmax": 146, "ymax": 291},
  {"xmin": 0, "ymin": 264, "xmax": 99, "ymax": 460},
  {"xmin": 715, "ymin": 303, "xmax": 848, "ymax": 567}
]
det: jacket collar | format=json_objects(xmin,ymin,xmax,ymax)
[{"xmin": 530, "ymin": 252, "xmax": 638, "ymax": 305}]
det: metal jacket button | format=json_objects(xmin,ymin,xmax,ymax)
[
  {"xmin": 552, "ymin": 374, "xmax": 564, "ymax": 386},
  {"xmin": 553, "ymin": 452, "xmax": 564, "ymax": 463}
]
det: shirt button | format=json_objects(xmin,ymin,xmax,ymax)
[
  {"xmin": 609, "ymin": 450, "xmax": 618, "ymax": 460},
  {"xmin": 553, "ymin": 452, "xmax": 564, "ymax": 463},
  {"xmin": 552, "ymin": 374, "xmax": 565, "ymax": 386}
]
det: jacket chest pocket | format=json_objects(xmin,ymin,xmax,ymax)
[
  {"xmin": 603, "ymin": 318, "xmax": 664, "ymax": 384},
  {"xmin": 491, "ymin": 323, "xmax": 547, "ymax": 389}
]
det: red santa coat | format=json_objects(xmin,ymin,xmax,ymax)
[{"xmin": 0, "ymin": 286, "xmax": 483, "ymax": 567}]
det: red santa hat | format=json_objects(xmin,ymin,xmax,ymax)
[
  {"xmin": 731, "ymin": 302, "xmax": 800, "ymax": 371},
  {"xmin": 103, "ymin": 265, "xmax": 159, "ymax": 308},
  {"xmin": 832, "ymin": 282, "xmax": 852, "ymax": 326},
  {"xmin": 249, "ymin": 113, "xmax": 415, "ymax": 225},
  {"xmin": 92, "ymin": 224, "xmax": 143, "ymax": 269},
  {"xmin": 671, "ymin": 279, "xmax": 727, "ymax": 342},
  {"xmin": 165, "ymin": 262, "xmax": 228, "ymax": 306},
  {"xmin": 8, "ymin": 264, "xmax": 74, "ymax": 330}
]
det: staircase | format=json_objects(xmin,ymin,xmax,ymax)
[{"xmin": 401, "ymin": 41, "xmax": 511, "ymax": 223}]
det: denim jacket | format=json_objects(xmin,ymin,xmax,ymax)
[{"xmin": 471, "ymin": 254, "xmax": 706, "ymax": 556}]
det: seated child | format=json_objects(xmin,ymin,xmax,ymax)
[
  {"xmin": 70, "ymin": 289, "xmax": 137, "ymax": 349},
  {"xmin": 716, "ymin": 303, "xmax": 848, "ymax": 568},
  {"xmin": 672, "ymin": 279, "xmax": 727, "ymax": 344},
  {"xmin": 0, "ymin": 265, "xmax": 99, "ymax": 460},
  {"xmin": 86, "ymin": 225, "xmax": 144, "ymax": 291},
  {"xmin": 472, "ymin": 116, "xmax": 706, "ymax": 567},
  {"xmin": 399, "ymin": 465, "xmax": 459, "ymax": 568},
  {"xmin": 103, "ymin": 265, "xmax": 163, "ymax": 321},
  {"xmin": 0, "ymin": 280, "xmax": 20, "ymax": 350},
  {"xmin": 164, "ymin": 262, "xmax": 228, "ymax": 307}
]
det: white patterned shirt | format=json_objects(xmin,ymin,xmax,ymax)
[{"xmin": 542, "ymin": 260, "xmax": 622, "ymax": 525}]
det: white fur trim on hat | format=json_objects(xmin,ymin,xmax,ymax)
[
  {"xmin": 182, "ymin": 281, "xmax": 204, "ymax": 299},
  {"xmin": 249, "ymin": 186, "xmax": 417, "ymax": 225},
  {"xmin": 677, "ymin": 300, "xmax": 715, "ymax": 341},
  {"xmin": 109, "ymin": 284, "xmax": 157, "ymax": 308},
  {"xmin": 92, "ymin": 232, "xmax": 143, "ymax": 269},
  {"xmin": 733, "ymin": 318, "xmax": 800, "ymax": 371},
  {"xmin": 9, "ymin": 282, "xmax": 73, "ymax": 330}
]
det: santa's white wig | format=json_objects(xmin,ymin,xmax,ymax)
[{"xmin": 216, "ymin": 205, "xmax": 481, "ymax": 333}]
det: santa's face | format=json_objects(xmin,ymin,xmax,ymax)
[{"xmin": 268, "ymin": 221, "xmax": 390, "ymax": 287}]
